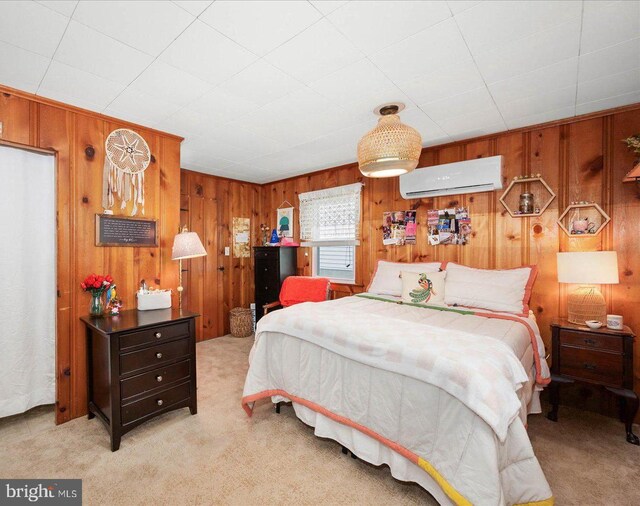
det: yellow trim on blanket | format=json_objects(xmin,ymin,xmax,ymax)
[
  {"xmin": 514, "ymin": 498, "xmax": 554, "ymax": 506},
  {"xmin": 416, "ymin": 458, "xmax": 472, "ymax": 506}
]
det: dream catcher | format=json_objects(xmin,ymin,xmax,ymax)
[{"xmin": 102, "ymin": 128, "xmax": 151, "ymax": 216}]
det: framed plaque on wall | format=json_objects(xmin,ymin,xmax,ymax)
[{"xmin": 95, "ymin": 214, "xmax": 158, "ymax": 247}]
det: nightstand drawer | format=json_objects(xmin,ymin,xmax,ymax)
[
  {"xmin": 120, "ymin": 321, "xmax": 189, "ymax": 350},
  {"xmin": 121, "ymin": 382, "xmax": 190, "ymax": 425},
  {"xmin": 559, "ymin": 346, "xmax": 623, "ymax": 387},
  {"xmin": 559, "ymin": 329, "xmax": 622, "ymax": 352},
  {"xmin": 120, "ymin": 359, "xmax": 191, "ymax": 402},
  {"xmin": 120, "ymin": 338, "xmax": 190, "ymax": 375}
]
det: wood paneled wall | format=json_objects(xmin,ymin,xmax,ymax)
[
  {"xmin": 0, "ymin": 86, "xmax": 182, "ymax": 424},
  {"xmin": 260, "ymin": 104, "xmax": 640, "ymax": 402},
  {"xmin": 180, "ymin": 170, "xmax": 260, "ymax": 340}
]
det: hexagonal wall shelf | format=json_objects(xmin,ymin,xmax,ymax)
[
  {"xmin": 499, "ymin": 176, "xmax": 556, "ymax": 217},
  {"xmin": 557, "ymin": 202, "xmax": 611, "ymax": 237}
]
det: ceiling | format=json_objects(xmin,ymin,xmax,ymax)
[{"xmin": 1, "ymin": 1, "xmax": 639, "ymax": 183}]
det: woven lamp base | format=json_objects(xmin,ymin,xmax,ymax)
[{"xmin": 567, "ymin": 286, "xmax": 606, "ymax": 324}]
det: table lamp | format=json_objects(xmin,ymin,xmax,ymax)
[
  {"xmin": 557, "ymin": 251, "xmax": 619, "ymax": 324},
  {"xmin": 172, "ymin": 226, "xmax": 207, "ymax": 310}
]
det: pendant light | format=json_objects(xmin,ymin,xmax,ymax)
[{"xmin": 357, "ymin": 103, "xmax": 422, "ymax": 178}]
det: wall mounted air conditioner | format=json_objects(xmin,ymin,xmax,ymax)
[{"xmin": 399, "ymin": 155, "xmax": 504, "ymax": 199}]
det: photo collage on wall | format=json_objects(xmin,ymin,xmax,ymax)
[
  {"xmin": 382, "ymin": 211, "xmax": 417, "ymax": 245},
  {"xmin": 427, "ymin": 207, "xmax": 472, "ymax": 245}
]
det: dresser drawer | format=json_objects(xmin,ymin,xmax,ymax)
[
  {"xmin": 121, "ymin": 382, "xmax": 190, "ymax": 425},
  {"xmin": 120, "ymin": 359, "xmax": 191, "ymax": 401},
  {"xmin": 559, "ymin": 329, "xmax": 622, "ymax": 353},
  {"xmin": 255, "ymin": 248, "xmax": 279, "ymax": 259},
  {"xmin": 559, "ymin": 346, "xmax": 624, "ymax": 387},
  {"xmin": 119, "ymin": 321, "xmax": 189, "ymax": 351},
  {"xmin": 120, "ymin": 338, "xmax": 190, "ymax": 375}
]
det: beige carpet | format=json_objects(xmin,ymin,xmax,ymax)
[{"xmin": 1, "ymin": 336, "xmax": 639, "ymax": 505}]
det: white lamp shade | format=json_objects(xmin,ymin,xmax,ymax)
[
  {"xmin": 172, "ymin": 231, "xmax": 207, "ymax": 260},
  {"xmin": 557, "ymin": 251, "xmax": 619, "ymax": 284}
]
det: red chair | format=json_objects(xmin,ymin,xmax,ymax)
[{"xmin": 263, "ymin": 276, "xmax": 332, "ymax": 315}]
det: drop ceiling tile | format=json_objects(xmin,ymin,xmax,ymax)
[
  {"xmin": 455, "ymin": 0, "xmax": 581, "ymax": 55},
  {"xmin": 436, "ymin": 105, "xmax": 506, "ymax": 138},
  {"xmin": 505, "ymin": 106, "xmax": 575, "ymax": 130},
  {"xmin": 130, "ymin": 61, "xmax": 212, "ymax": 107},
  {"xmin": 575, "ymin": 90, "xmax": 640, "ymax": 115},
  {"xmin": 216, "ymin": 59, "xmax": 304, "ymax": 107},
  {"xmin": 265, "ymin": 18, "xmax": 363, "ymax": 84},
  {"xmin": 293, "ymin": 119, "xmax": 374, "ymax": 155},
  {"xmin": 0, "ymin": 1, "xmax": 68, "ymax": 57},
  {"xmin": 182, "ymin": 135, "xmax": 248, "ymax": 162},
  {"xmin": 578, "ymin": 38, "xmax": 640, "ymax": 83},
  {"xmin": 580, "ymin": 0, "xmax": 640, "ymax": 55},
  {"xmin": 55, "ymin": 21, "xmax": 153, "ymax": 85},
  {"xmin": 160, "ymin": 20, "xmax": 257, "ymax": 86},
  {"xmin": 185, "ymin": 85, "xmax": 260, "ymax": 124},
  {"xmin": 106, "ymin": 88, "xmax": 180, "ymax": 126},
  {"xmin": 310, "ymin": 58, "xmax": 404, "ymax": 106},
  {"xmin": 488, "ymin": 58, "xmax": 578, "ymax": 105},
  {"xmin": 419, "ymin": 86, "xmax": 495, "ymax": 123},
  {"xmin": 398, "ymin": 57, "xmax": 485, "ymax": 105},
  {"xmin": 310, "ymin": 1, "xmax": 348, "ymax": 15},
  {"xmin": 204, "ymin": 124, "xmax": 287, "ymax": 161},
  {"xmin": 38, "ymin": 60, "xmax": 124, "ymax": 110},
  {"xmin": 447, "ymin": 1, "xmax": 481, "ymax": 15},
  {"xmin": 172, "ymin": 1, "xmax": 213, "ymax": 16},
  {"xmin": 199, "ymin": 0, "xmax": 321, "ymax": 57},
  {"xmin": 180, "ymin": 148, "xmax": 238, "ymax": 171},
  {"xmin": 327, "ymin": 1, "xmax": 450, "ymax": 55},
  {"xmin": 370, "ymin": 18, "xmax": 472, "ymax": 84},
  {"xmin": 577, "ymin": 68, "xmax": 640, "ymax": 105},
  {"xmin": 72, "ymin": 1, "xmax": 194, "ymax": 56},
  {"xmin": 154, "ymin": 108, "xmax": 209, "ymax": 138},
  {"xmin": 473, "ymin": 19, "xmax": 581, "ymax": 84},
  {"xmin": 36, "ymin": 1, "xmax": 78, "ymax": 17},
  {"xmin": 0, "ymin": 41, "xmax": 50, "ymax": 93},
  {"xmin": 498, "ymin": 85, "xmax": 576, "ymax": 121}
]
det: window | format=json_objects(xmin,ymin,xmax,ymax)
[
  {"xmin": 299, "ymin": 182, "xmax": 362, "ymax": 284},
  {"xmin": 313, "ymin": 245, "xmax": 355, "ymax": 283}
]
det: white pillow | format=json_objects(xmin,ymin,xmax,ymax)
[
  {"xmin": 367, "ymin": 260, "xmax": 442, "ymax": 297},
  {"xmin": 443, "ymin": 262, "xmax": 537, "ymax": 315},
  {"xmin": 401, "ymin": 270, "xmax": 446, "ymax": 305}
]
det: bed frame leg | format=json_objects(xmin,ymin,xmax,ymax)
[
  {"xmin": 341, "ymin": 446, "xmax": 348, "ymax": 455},
  {"xmin": 274, "ymin": 402, "xmax": 281, "ymax": 414}
]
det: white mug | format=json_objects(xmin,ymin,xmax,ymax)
[{"xmin": 606, "ymin": 314, "xmax": 623, "ymax": 330}]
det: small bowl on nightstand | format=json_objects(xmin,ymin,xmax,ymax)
[{"xmin": 585, "ymin": 320, "xmax": 603, "ymax": 329}]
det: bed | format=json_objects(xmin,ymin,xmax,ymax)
[{"xmin": 242, "ymin": 263, "xmax": 553, "ymax": 506}]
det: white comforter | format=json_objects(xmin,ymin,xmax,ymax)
[{"xmin": 243, "ymin": 295, "xmax": 553, "ymax": 506}]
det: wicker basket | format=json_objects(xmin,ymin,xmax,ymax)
[{"xmin": 230, "ymin": 307, "xmax": 253, "ymax": 338}]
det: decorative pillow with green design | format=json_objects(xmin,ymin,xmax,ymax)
[{"xmin": 400, "ymin": 270, "xmax": 447, "ymax": 306}]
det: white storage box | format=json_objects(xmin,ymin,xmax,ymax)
[{"xmin": 137, "ymin": 290, "xmax": 172, "ymax": 311}]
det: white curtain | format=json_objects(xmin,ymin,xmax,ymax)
[
  {"xmin": 299, "ymin": 182, "xmax": 363, "ymax": 245},
  {"xmin": 0, "ymin": 145, "xmax": 56, "ymax": 417}
]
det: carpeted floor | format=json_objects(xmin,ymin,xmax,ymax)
[{"xmin": 1, "ymin": 336, "xmax": 639, "ymax": 505}]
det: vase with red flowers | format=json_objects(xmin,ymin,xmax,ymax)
[{"xmin": 81, "ymin": 273, "xmax": 114, "ymax": 316}]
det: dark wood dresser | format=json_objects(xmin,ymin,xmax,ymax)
[
  {"xmin": 547, "ymin": 318, "xmax": 638, "ymax": 445},
  {"xmin": 80, "ymin": 308, "xmax": 198, "ymax": 451},
  {"xmin": 254, "ymin": 246, "xmax": 297, "ymax": 322}
]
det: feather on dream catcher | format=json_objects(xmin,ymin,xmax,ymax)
[{"xmin": 102, "ymin": 129, "xmax": 151, "ymax": 216}]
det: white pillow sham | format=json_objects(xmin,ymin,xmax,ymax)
[
  {"xmin": 401, "ymin": 270, "xmax": 446, "ymax": 305},
  {"xmin": 367, "ymin": 260, "xmax": 442, "ymax": 297},
  {"xmin": 443, "ymin": 262, "xmax": 537, "ymax": 315}
]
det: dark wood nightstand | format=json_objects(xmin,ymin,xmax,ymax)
[{"xmin": 547, "ymin": 318, "xmax": 638, "ymax": 445}]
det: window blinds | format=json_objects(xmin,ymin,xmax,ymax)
[{"xmin": 299, "ymin": 182, "xmax": 363, "ymax": 246}]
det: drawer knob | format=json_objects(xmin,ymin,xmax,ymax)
[
  {"xmin": 155, "ymin": 332, "xmax": 162, "ymax": 339},
  {"xmin": 156, "ymin": 352, "xmax": 163, "ymax": 359},
  {"xmin": 264, "ymin": 268, "xmax": 268, "ymax": 271},
  {"xmin": 157, "ymin": 399, "xmax": 163, "ymax": 406},
  {"xmin": 584, "ymin": 338, "xmax": 596, "ymax": 345},
  {"xmin": 583, "ymin": 363, "xmax": 597, "ymax": 371},
  {"xmin": 156, "ymin": 375, "xmax": 163, "ymax": 382},
  {"xmin": 264, "ymin": 286, "xmax": 268, "ymax": 290}
]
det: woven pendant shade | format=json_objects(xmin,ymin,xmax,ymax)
[
  {"xmin": 567, "ymin": 286, "xmax": 607, "ymax": 324},
  {"xmin": 357, "ymin": 105, "xmax": 422, "ymax": 178}
]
